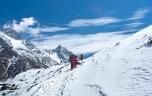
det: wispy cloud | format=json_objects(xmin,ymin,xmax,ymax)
[
  {"xmin": 68, "ymin": 17, "xmax": 121, "ymax": 27},
  {"xmin": 123, "ymin": 22, "xmax": 144, "ymax": 29},
  {"xmin": 3, "ymin": 17, "xmax": 70, "ymax": 36},
  {"xmin": 33, "ymin": 32, "xmax": 128, "ymax": 54},
  {"xmin": 129, "ymin": 8, "xmax": 149, "ymax": 20},
  {"xmin": 37, "ymin": 27, "xmax": 69, "ymax": 32},
  {"xmin": 27, "ymin": 26, "xmax": 70, "ymax": 36}
]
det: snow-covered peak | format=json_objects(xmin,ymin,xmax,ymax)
[
  {"xmin": 1, "ymin": 28, "xmax": 20, "ymax": 39},
  {"xmin": 56, "ymin": 45, "xmax": 62, "ymax": 49},
  {"xmin": 0, "ymin": 30, "xmax": 27, "ymax": 50},
  {"xmin": 54, "ymin": 45, "xmax": 68, "ymax": 52},
  {"xmin": 0, "ymin": 29, "xmax": 40, "ymax": 51},
  {"xmin": 44, "ymin": 45, "xmax": 73, "ymax": 64},
  {"xmin": 52, "ymin": 45, "xmax": 73, "ymax": 63}
]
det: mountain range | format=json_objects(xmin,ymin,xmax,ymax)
[
  {"xmin": 1, "ymin": 25, "xmax": 152, "ymax": 96},
  {"xmin": 0, "ymin": 29, "xmax": 73, "ymax": 80}
]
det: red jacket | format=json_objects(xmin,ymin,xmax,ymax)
[{"xmin": 69, "ymin": 55, "xmax": 77, "ymax": 64}]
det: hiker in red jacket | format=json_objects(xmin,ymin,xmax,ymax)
[{"xmin": 69, "ymin": 54, "xmax": 78, "ymax": 70}]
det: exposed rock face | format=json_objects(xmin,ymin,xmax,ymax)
[
  {"xmin": 144, "ymin": 37, "xmax": 152, "ymax": 47},
  {"xmin": 0, "ymin": 29, "xmax": 58, "ymax": 80}
]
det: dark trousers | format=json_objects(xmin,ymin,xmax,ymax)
[{"xmin": 71, "ymin": 63, "xmax": 76, "ymax": 70}]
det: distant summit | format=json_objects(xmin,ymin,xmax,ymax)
[{"xmin": 52, "ymin": 45, "xmax": 73, "ymax": 63}]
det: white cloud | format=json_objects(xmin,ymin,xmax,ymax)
[
  {"xmin": 129, "ymin": 9, "xmax": 149, "ymax": 20},
  {"xmin": 33, "ymin": 32, "xmax": 129, "ymax": 54},
  {"xmin": 3, "ymin": 17, "xmax": 37, "ymax": 32},
  {"xmin": 27, "ymin": 27, "xmax": 70, "ymax": 36},
  {"xmin": 3, "ymin": 17, "xmax": 70, "ymax": 36},
  {"xmin": 39, "ymin": 27, "xmax": 69, "ymax": 33},
  {"xmin": 68, "ymin": 17, "xmax": 121, "ymax": 27},
  {"xmin": 123, "ymin": 22, "xmax": 144, "ymax": 29}
]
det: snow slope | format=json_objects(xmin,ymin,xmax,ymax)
[
  {"xmin": 119, "ymin": 25, "xmax": 152, "ymax": 48},
  {"xmin": 0, "ymin": 63, "xmax": 73, "ymax": 96},
  {"xmin": 1, "ymin": 25, "xmax": 152, "ymax": 96},
  {"xmin": 44, "ymin": 50, "xmax": 61, "ymax": 63},
  {"xmin": 68, "ymin": 25, "xmax": 152, "ymax": 96}
]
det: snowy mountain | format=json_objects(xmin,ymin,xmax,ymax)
[
  {"xmin": 1, "ymin": 25, "xmax": 152, "ymax": 96},
  {"xmin": 1, "ymin": 29, "xmax": 20, "ymax": 40},
  {"xmin": 0, "ymin": 28, "xmax": 58, "ymax": 80},
  {"xmin": 52, "ymin": 45, "xmax": 73, "ymax": 63},
  {"xmin": 44, "ymin": 45, "xmax": 73, "ymax": 64},
  {"xmin": 79, "ymin": 25, "xmax": 152, "ymax": 96}
]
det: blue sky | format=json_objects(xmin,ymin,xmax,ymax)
[
  {"xmin": 0, "ymin": 0, "xmax": 152, "ymax": 55},
  {"xmin": 0, "ymin": 0, "xmax": 152, "ymax": 24},
  {"xmin": 0, "ymin": 0, "xmax": 152, "ymax": 34}
]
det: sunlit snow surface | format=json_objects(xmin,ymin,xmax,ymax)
[{"xmin": 1, "ymin": 25, "xmax": 152, "ymax": 96}]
